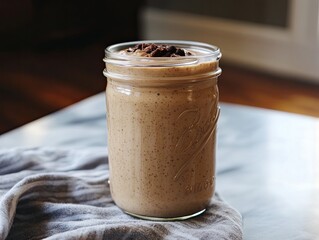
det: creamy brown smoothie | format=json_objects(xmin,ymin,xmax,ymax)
[{"xmin": 104, "ymin": 41, "xmax": 221, "ymax": 219}]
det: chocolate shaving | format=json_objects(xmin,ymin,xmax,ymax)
[{"xmin": 125, "ymin": 43, "xmax": 192, "ymax": 57}]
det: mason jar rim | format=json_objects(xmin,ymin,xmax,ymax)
[
  {"xmin": 103, "ymin": 40, "xmax": 222, "ymax": 86},
  {"xmin": 104, "ymin": 40, "xmax": 221, "ymax": 62}
]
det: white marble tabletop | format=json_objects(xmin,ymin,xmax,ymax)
[{"xmin": 1, "ymin": 93, "xmax": 319, "ymax": 240}]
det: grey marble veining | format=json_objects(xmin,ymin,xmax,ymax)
[
  {"xmin": 0, "ymin": 94, "xmax": 108, "ymax": 149},
  {"xmin": 1, "ymin": 93, "xmax": 319, "ymax": 239}
]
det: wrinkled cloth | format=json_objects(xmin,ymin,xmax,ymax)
[{"xmin": 0, "ymin": 148, "xmax": 243, "ymax": 240}]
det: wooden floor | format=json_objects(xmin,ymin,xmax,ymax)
[{"xmin": 1, "ymin": 42, "xmax": 319, "ymax": 135}]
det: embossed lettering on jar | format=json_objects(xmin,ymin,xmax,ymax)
[{"xmin": 103, "ymin": 41, "xmax": 222, "ymax": 220}]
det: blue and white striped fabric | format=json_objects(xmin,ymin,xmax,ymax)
[{"xmin": 0, "ymin": 148, "xmax": 242, "ymax": 240}]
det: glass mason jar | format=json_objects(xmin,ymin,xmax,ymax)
[{"xmin": 103, "ymin": 40, "xmax": 221, "ymax": 220}]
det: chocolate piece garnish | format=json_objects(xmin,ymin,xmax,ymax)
[
  {"xmin": 150, "ymin": 48, "xmax": 162, "ymax": 57},
  {"xmin": 144, "ymin": 44, "xmax": 158, "ymax": 53},
  {"xmin": 167, "ymin": 45, "xmax": 177, "ymax": 53},
  {"xmin": 175, "ymin": 48, "xmax": 185, "ymax": 56},
  {"xmin": 125, "ymin": 43, "xmax": 192, "ymax": 57}
]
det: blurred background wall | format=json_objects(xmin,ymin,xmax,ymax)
[
  {"xmin": 0, "ymin": 0, "xmax": 143, "ymax": 134},
  {"xmin": 0, "ymin": 0, "xmax": 141, "ymax": 50},
  {"xmin": 142, "ymin": 0, "xmax": 319, "ymax": 82}
]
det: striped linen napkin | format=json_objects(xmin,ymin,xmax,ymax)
[{"xmin": 0, "ymin": 148, "xmax": 242, "ymax": 240}]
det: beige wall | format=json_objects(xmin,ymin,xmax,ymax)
[{"xmin": 141, "ymin": 1, "xmax": 319, "ymax": 83}]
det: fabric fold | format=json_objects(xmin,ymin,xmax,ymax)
[{"xmin": 0, "ymin": 148, "xmax": 242, "ymax": 240}]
